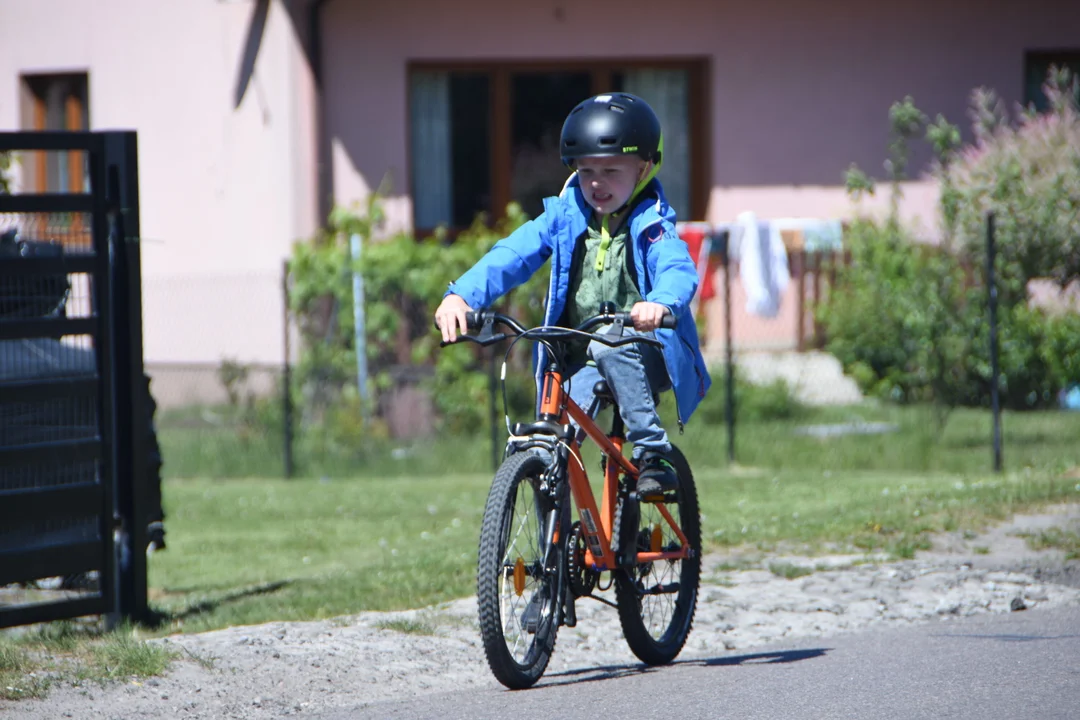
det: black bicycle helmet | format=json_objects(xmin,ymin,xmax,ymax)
[{"xmin": 560, "ymin": 93, "xmax": 663, "ymax": 168}]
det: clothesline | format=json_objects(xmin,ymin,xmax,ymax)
[
  {"xmin": 676, "ymin": 215, "xmax": 847, "ymax": 319},
  {"xmin": 677, "ymin": 217, "xmax": 846, "ymax": 257}
]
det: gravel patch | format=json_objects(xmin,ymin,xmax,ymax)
[
  {"xmin": 4, "ymin": 506, "xmax": 1079, "ymax": 720},
  {"xmin": 736, "ymin": 351, "xmax": 864, "ymax": 405}
]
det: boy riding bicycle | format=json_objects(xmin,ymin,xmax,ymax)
[{"xmin": 434, "ymin": 92, "xmax": 711, "ymax": 496}]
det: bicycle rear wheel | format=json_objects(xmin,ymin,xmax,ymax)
[
  {"xmin": 614, "ymin": 444, "xmax": 701, "ymax": 665},
  {"xmin": 476, "ymin": 451, "xmax": 562, "ymax": 689}
]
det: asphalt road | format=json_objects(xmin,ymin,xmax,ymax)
[{"xmin": 315, "ymin": 603, "xmax": 1080, "ymax": 720}]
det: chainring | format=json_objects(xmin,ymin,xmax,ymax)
[{"xmin": 566, "ymin": 521, "xmax": 599, "ymax": 597}]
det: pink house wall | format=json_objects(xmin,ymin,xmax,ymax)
[
  {"xmin": 0, "ymin": 0, "xmax": 319, "ymax": 403},
  {"xmin": 1, "ymin": 0, "xmax": 1076, "ymax": 390},
  {"xmin": 319, "ymin": 0, "xmax": 1079, "ymax": 350},
  {"xmin": 321, "ymin": 0, "xmax": 1079, "ymax": 234}
]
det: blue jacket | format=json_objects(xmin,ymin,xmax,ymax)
[{"xmin": 447, "ymin": 176, "xmax": 712, "ymax": 425}]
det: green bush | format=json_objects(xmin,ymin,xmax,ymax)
[
  {"xmin": 826, "ymin": 68, "xmax": 1080, "ymax": 413},
  {"xmin": 989, "ymin": 303, "xmax": 1080, "ymax": 409},
  {"xmin": 287, "ymin": 199, "xmax": 550, "ymax": 454},
  {"xmin": 821, "ymin": 218, "xmax": 976, "ymax": 406},
  {"xmin": 0, "ymin": 152, "xmax": 11, "ymax": 194},
  {"xmin": 693, "ymin": 366, "xmax": 805, "ymax": 424},
  {"xmin": 943, "ymin": 70, "xmax": 1080, "ymax": 301}
]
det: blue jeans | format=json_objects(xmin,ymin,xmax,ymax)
[{"xmin": 565, "ymin": 327, "xmax": 672, "ymax": 458}]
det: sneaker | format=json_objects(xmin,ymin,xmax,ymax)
[
  {"xmin": 147, "ymin": 521, "xmax": 167, "ymax": 553},
  {"xmin": 636, "ymin": 452, "xmax": 678, "ymax": 499}
]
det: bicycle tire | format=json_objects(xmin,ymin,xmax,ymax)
[
  {"xmin": 614, "ymin": 444, "xmax": 701, "ymax": 665},
  {"xmin": 476, "ymin": 451, "xmax": 562, "ymax": 689}
]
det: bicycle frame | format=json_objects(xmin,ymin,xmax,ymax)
[{"xmin": 537, "ymin": 369, "xmax": 691, "ymax": 572}]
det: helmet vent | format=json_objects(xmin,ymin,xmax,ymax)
[{"xmin": 598, "ymin": 136, "xmax": 618, "ymax": 146}]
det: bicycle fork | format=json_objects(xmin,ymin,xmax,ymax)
[{"xmin": 531, "ymin": 492, "xmax": 574, "ymax": 626}]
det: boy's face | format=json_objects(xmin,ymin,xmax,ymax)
[{"xmin": 575, "ymin": 156, "xmax": 648, "ymax": 216}]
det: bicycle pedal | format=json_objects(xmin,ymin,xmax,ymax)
[
  {"xmin": 632, "ymin": 491, "xmax": 671, "ymax": 504},
  {"xmin": 562, "ymin": 595, "xmax": 577, "ymax": 628},
  {"xmin": 521, "ymin": 592, "xmax": 545, "ymax": 634}
]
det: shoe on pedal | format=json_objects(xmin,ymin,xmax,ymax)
[{"xmin": 636, "ymin": 451, "xmax": 678, "ymax": 500}]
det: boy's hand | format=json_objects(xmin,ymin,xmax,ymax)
[
  {"xmin": 435, "ymin": 294, "xmax": 473, "ymax": 343},
  {"xmin": 630, "ymin": 301, "xmax": 669, "ymax": 331}
]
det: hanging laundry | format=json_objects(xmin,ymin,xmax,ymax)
[{"xmin": 735, "ymin": 210, "xmax": 790, "ymax": 318}]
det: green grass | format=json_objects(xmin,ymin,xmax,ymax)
[
  {"xmin": 0, "ymin": 644, "xmax": 50, "ymax": 701},
  {"xmin": 1022, "ymin": 527, "xmax": 1080, "ymax": 559},
  {"xmin": 374, "ymin": 618, "xmax": 438, "ymax": 635},
  {"xmin": 159, "ymin": 400, "xmax": 1080, "ymax": 481},
  {"xmin": 81, "ymin": 632, "xmax": 177, "ymax": 681},
  {"xmin": 138, "ymin": 402, "xmax": 1080, "ymax": 635},
  {"xmin": 141, "ymin": 403, "xmax": 1080, "ymax": 635},
  {"xmin": 148, "ymin": 473, "xmax": 488, "ymax": 634},
  {"xmin": 5, "ymin": 401, "xmax": 1075, "ymax": 703},
  {"xmin": 767, "ymin": 562, "xmax": 814, "ymax": 579},
  {"xmin": 145, "ymin": 464, "xmax": 1077, "ymax": 634},
  {"xmin": 0, "ymin": 623, "xmax": 178, "ymax": 702},
  {"xmin": 674, "ymin": 402, "xmax": 1080, "ymax": 477}
]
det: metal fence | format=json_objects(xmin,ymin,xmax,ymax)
[
  {"xmin": 0, "ymin": 131, "xmax": 155, "ymax": 629},
  {"xmin": 145, "ymin": 213, "xmax": 1080, "ymax": 481}
]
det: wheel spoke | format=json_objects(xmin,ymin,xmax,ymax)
[
  {"xmin": 614, "ymin": 446, "xmax": 700, "ymax": 666},
  {"xmin": 480, "ymin": 457, "xmax": 559, "ymax": 675}
]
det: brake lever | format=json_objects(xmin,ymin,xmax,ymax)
[
  {"xmin": 477, "ymin": 314, "xmax": 498, "ymax": 342},
  {"xmin": 440, "ymin": 332, "xmax": 509, "ymax": 348},
  {"xmin": 601, "ymin": 314, "xmax": 627, "ymax": 340}
]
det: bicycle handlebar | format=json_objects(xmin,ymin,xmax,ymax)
[{"xmin": 436, "ymin": 304, "xmax": 676, "ymax": 350}]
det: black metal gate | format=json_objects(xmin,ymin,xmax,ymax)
[{"xmin": 0, "ymin": 131, "xmax": 151, "ymax": 628}]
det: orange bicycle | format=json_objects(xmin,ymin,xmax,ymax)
[{"xmin": 440, "ymin": 307, "xmax": 701, "ymax": 689}]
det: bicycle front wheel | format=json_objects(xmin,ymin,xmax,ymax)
[
  {"xmin": 614, "ymin": 444, "xmax": 701, "ymax": 665},
  {"xmin": 476, "ymin": 451, "xmax": 562, "ymax": 689}
]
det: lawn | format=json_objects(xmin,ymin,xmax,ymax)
[{"xmin": 145, "ymin": 402, "xmax": 1080, "ymax": 635}]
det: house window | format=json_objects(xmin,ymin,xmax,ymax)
[
  {"xmin": 21, "ymin": 74, "xmax": 90, "ymax": 193},
  {"xmin": 19, "ymin": 73, "xmax": 91, "ymax": 247},
  {"xmin": 1024, "ymin": 51, "xmax": 1080, "ymax": 113},
  {"xmin": 408, "ymin": 60, "xmax": 707, "ymax": 232}
]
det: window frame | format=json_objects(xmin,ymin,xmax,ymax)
[
  {"xmin": 21, "ymin": 73, "xmax": 90, "ymax": 193},
  {"xmin": 18, "ymin": 73, "xmax": 91, "ymax": 247},
  {"xmin": 406, "ymin": 58, "xmax": 710, "ymax": 234},
  {"xmin": 1023, "ymin": 50, "xmax": 1080, "ymax": 112}
]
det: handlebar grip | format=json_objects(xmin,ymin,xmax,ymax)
[
  {"xmin": 660, "ymin": 313, "xmax": 677, "ymax": 330},
  {"xmin": 434, "ymin": 310, "xmax": 486, "ymax": 332},
  {"xmin": 465, "ymin": 311, "xmax": 484, "ymax": 330}
]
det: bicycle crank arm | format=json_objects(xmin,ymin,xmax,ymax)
[{"xmin": 639, "ymin": 582, "xmax": 681, "ymax": 596}]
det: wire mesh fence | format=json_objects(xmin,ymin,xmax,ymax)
[
  {"xmin": 140, "ymin": 216, "xmax": 1080, "ymax": 482},
  {"xmin": 141, "ymin": 268, "xmax": 291, "ymax": 480},
  {"xmin": 0, "ymin": 212, "xmax": 102, "ymax": 556}
]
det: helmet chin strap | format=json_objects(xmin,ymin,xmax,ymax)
[
  {"xmin": 595, "ymin": 160, "xmax": 658, "ymax": 272},
  {"xmin": 606, "ymin": 158, "xmax": 660, "ymax": 223}
]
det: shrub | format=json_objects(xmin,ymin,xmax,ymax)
[
  {"xmin": 0, "ymin": 152, "xmax": 11, "ymax": 194},
  {"xmin": 821, "ymin": 218, "xmax": 975, "ymax": 407},
  {"xmin": 943, "ymin": 69, "xmax": 1080, "ymax": 300},
  {"xmin": 694, "ymin": 367, "xmax": 805, "ymax": 424},
  {"xmin": 287, "ymin": 198, "xmax": 549, "ymax": 451},
  {"xmin": 825, "ymin": 68, "xmax": 1080, "ymax": 413}
]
